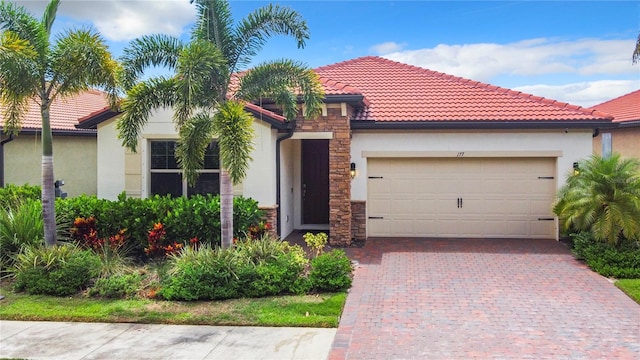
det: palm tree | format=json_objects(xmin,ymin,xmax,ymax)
[
  {"xmin": 633, "ymin": 32, "xmax": 640, "ymax": 64},
  {"xmin": 0, "ymin": 0, "xmax": 119, "ymax": 247},
  {"xmin": 553, "ymin": 154, "xmax": 640, "ymax": 245},
  {"xmin": 117, "ymin": 0, "xmax": 324, "ymax": 248}
]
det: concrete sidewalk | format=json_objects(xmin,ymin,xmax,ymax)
[{"xmin": 0, "ymin": 320, "xmax": 336, "ymax": 359}]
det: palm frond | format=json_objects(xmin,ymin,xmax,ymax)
[
  {"xmin": 235, "ymin": 59, "xmax": 324, "ymax": 120},
  {"xmin": 116, "ymin": 76, "xmax": 177, "ymax": 151},
  {"xmin": 0, "ymin": 31, "xmax": 40, "ymax": 134},
  {"xmin": 175, "ymin": 112, "xmax": 216, "ymax": 186},
  {"xmin": 213, "ymin": 100, "xmax": 255, "ymax": 185},
  {"xmin": 633, "ymin": 32, "xmax": 640, "ymax": 64},
  {"xmin": 230, "ymin": 3, "xmax": 309, "ymax": 71},
  {"xmin": 119, "ymin": 34, "xmax": 184, "ymax": 91},
  {"xmin": 49, "ymin": 28, "xmax": 119, "ymax": 102},
  {"xmin": 173, "ymin": 39, "xmax": 227, "ymax": 126},
  {"xmin": 41, "ymin": 0, "xmax": 60, "ymax": 35},
  {"xmin": 0, "ymin": 0, "xmax": 49, "ymax": 58},
  {"xmin": 190, "ymin": 0, "xmax": 234, "ymax": 63}
]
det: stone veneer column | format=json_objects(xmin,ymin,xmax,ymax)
[
  {"xmin": 350, "ymin": 200, "xmax": 366, "ymax": 241},
  {"xmin": 258, "ymin": 205, "xmax": 278, "ymax": 238},
  {"xmin": 296, "ymin": 104, "xmax": 352, "ymax": 246}
]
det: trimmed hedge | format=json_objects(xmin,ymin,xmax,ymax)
[
  {"xmin": 56, "ymin": 193, "xmax": 263, "ymax": 258},
  {"xmin": 571, "ymin": 232, "xmax": 640, "ymax": 278}
]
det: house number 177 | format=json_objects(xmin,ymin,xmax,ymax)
[{"xmin": 456, "ymin": 152, "xmax": 465, "ymax": 157}]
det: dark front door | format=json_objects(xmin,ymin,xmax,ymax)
[{"xmin": 302, "ymin": 139, "xmax": 329, "ymax": 224}]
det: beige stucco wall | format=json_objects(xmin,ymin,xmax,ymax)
[
  {"xmin": 350, "ymin": 129, "xmax": 594, "ymax": 201},
  {"xmin": 4, "ymin": 134, "xmax": 97, "ymax": 197},
  {"xmin": 593, "ymin": 127, "xmax": 640, "ymax": 158}
]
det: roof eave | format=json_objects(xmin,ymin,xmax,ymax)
[
  {"xmin": 324, "ymin": 94, "xmax": 368, "ymax": 108},
  {"xmin": 76, "ymin": 109, "xmax": 121, "ymax": 129},
  {"xmin": 617, "ymin": 120, "xmax": 640, "ymax": 128},
  {"xmin": 350, "ymin": 119, "xmax": 613, "ymax": 130},
  {"xmin": 0, "ymin": 127, "xmax": 97, "ymax": 136}
]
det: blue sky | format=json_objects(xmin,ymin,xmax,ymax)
[{"xmin": 14, "ymin": 0, "xmax": 640, "ymax": 107}]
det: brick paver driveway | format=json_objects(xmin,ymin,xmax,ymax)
[{"xmin": 328, "ymin": 238, "xmax": 640, "ymax": 359}]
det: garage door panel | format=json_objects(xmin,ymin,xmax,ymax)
[
  {"xmin": 531, "ymin": 199, "xmax": 552, "ymax": 215},
  {"xmin": 437, "ymin": 220, "xmax": 461, "ymax": 237},
  {"xmin": 531, "ymin": 220, "xmax": 554, "ymax": 237},
  {"xmin": 390, "ymin": 220, "xmax": 415, "ymax": 236},
  {"xmin": 483, "ymin": 219, "xmax": 507, "ymax": 237},
  {"xmin": 507, "ymin": 220, "xmax": 529, "ymax": 237},
  {"xmin": 367, "ymin": 157, "xmax": 556, "ymax": 239}
]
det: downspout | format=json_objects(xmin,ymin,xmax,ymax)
[
  {"xmin": 0, "ymin": 134, "xmax": 15, "ymax": 187},
  {"xmin": 275, "ymin": 122, "xmax": 295, "ymax": 238}
]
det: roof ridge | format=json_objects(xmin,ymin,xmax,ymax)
[
  {"xmin": 353, "ymin": 56, "xmax": 613, "ymax": 120},
  {"xmin": 590, "ymin": 88, "xmax": 640, "ymax": 108}
]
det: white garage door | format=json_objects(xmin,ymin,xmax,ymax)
[{"xmin": 367, "ymin": 157, "xmax": 556, "ymax": 238}]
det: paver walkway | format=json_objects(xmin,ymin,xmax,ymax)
[{"xmin": 328, "ymin": 238, "xmax": 640, "ymax": 359}]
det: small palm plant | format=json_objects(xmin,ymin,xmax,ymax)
[{"xmin": 553, "ymin": 153, "xmax": 640, "ymax": 245}]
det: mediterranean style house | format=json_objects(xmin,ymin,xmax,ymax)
[
  {"xmin": 0, "ymin": 90, "xmax": 112, "ymax": 197},
  {"xmin": 591, "ymin": 89, "xmax": 640, "ymax": 158},
  {"xmin": 78, "ymin": 56, "xmax": 613, "ymax": 245}
]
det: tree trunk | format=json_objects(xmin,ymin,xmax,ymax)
[
  {"xmin": 219, "ymin": 168, "xmax": 234, "ymax": 248},
  {"xmin": 41, "ymin": 103, "xmax": 56, "ymax": 247}
]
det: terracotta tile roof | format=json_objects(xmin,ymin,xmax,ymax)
[
  {"xmin": 243, "ymin": 102, "xmax": 286, "ymax": 123},
  {"xmin": 314, "ymin": 56, "xmax": 613, "ymax": 122},
  {"xmin": 0, "ymin": 90, "xmax": 109, "ymax": 133},
  {"xmin": 589, "ymin": 89, "xmax": 640, "ymax": 123}
]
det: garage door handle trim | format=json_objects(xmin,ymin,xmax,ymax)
[
  {"xmin": 368, "ymin": 176, "xmax": 384, "ymax": 179},
  {"xmin": 368, "ymin": 216, "xmax": 384, "ymax": 219},
  {"xmin": 538, "ymin": 217, "xmax": 554, "ymax": 221}
]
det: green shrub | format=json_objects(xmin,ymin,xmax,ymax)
[
  {"xmin": 234, "ymin": 235, "xmax": 309, "ymax": 297},
  {"xmin": 0, "ymin": 199, "xmax": 44, "ymax": 275},
  {"xmin": 308, "ymin": 249, "xmax": 353, "ymax": 292},
  {"xmin": 303, "ymin": 232, "xmax": 328, "ymax": 257},
  {"xmin": 572, "ymin": 232, "xmax": 640, "ymax": 278},
  {"xmin": 13, "ymin": 244, "xmax": 101, "ymax": 296},
  {"xmin": 56, "ymin": 193, "xmax": 263, "ymax": 259},
  {"xmin": 159, "ymin": 245, "xmax": 242, "ymax": 300},
  {"xmin": 0, "ymin": 184, "xmax": 41, "ymax": 210},
  {"xmin": 160, "ymin": 236, "xmax": 311, "ymax": 300},
  {"xmin": 89, "ymin": 273, "xmax": 143, "ymax": 298}
]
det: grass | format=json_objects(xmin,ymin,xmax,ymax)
[
  {"xmin": 615, "ymin": 279, "xmax": 640, "ymax": 304},
  {"xmin": 0, "ymin": 286, "xmax": 346, "ymax": 328}
]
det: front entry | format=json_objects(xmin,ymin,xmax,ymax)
[{"xmin": 302, "ymin": 140, "xmax": 329, "ymax": 224}]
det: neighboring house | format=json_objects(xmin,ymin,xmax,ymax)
[
  {"xmin": 590, "ymin": 89, "xmax": 640, "ymax": 158},
  {"xmin": 80, "ymin": 56, "xmax": 613, "ymax": 245},
  {"xmin": 0, "ymin": 90, "xmax": 114, "ymax": 197}
]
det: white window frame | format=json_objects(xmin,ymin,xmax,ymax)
[{"xmin": 601, "ymin": 132, "xmax": 612, "ymax": 158}]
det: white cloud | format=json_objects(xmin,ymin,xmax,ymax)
[
  {"xmin": 381, "ymin": 38, "xmax": 636, "ymax": 82},
  {"xmin": 14, "ymin": 0, "xmax": 196, "ymax": 41},
  {"xmin": 513, "ymin": 80, "xmax": 639, "ymax": 108},
  {"xmin": 370, "ymin": 41, "xmax": 406, "ymax": 55}
]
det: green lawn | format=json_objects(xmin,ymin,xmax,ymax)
[
  {"xmin": 615, "ymin": 279, "xmax": 640, "ymax": 304},
  {"xmin": 0, "ymin": 288, "xmax": 346, "ymax": 328}
]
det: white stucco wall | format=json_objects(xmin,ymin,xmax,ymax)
[
  {"xmin": 242, "ymin": 119, "xmax": 278, "ymax": 205},
  {"xmin": 350, "ymin": 129, "xmax": 594, "ymax": 201},
  {"xmin": 96, "ymin": 107, "xmax": 279, "ymax": 204},
  {"xmin": 279, "ymin": 139, "xmax": 296, "ymax": 238},
  {"xmin": 97, "ymin": 117, "xmax": 125, "ymax": 200},
  {"xmin": 4, "ymin": 134, "xmax": 97, "ymax": 197}
]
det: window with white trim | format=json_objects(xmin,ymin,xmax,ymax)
[
  {"xmin": 601, "ymin": 133, "xmax": 612, "ymax": 158},
  {"xmin": 150, "ymin": 140, "xmax": 220, "ymax": 197}
]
